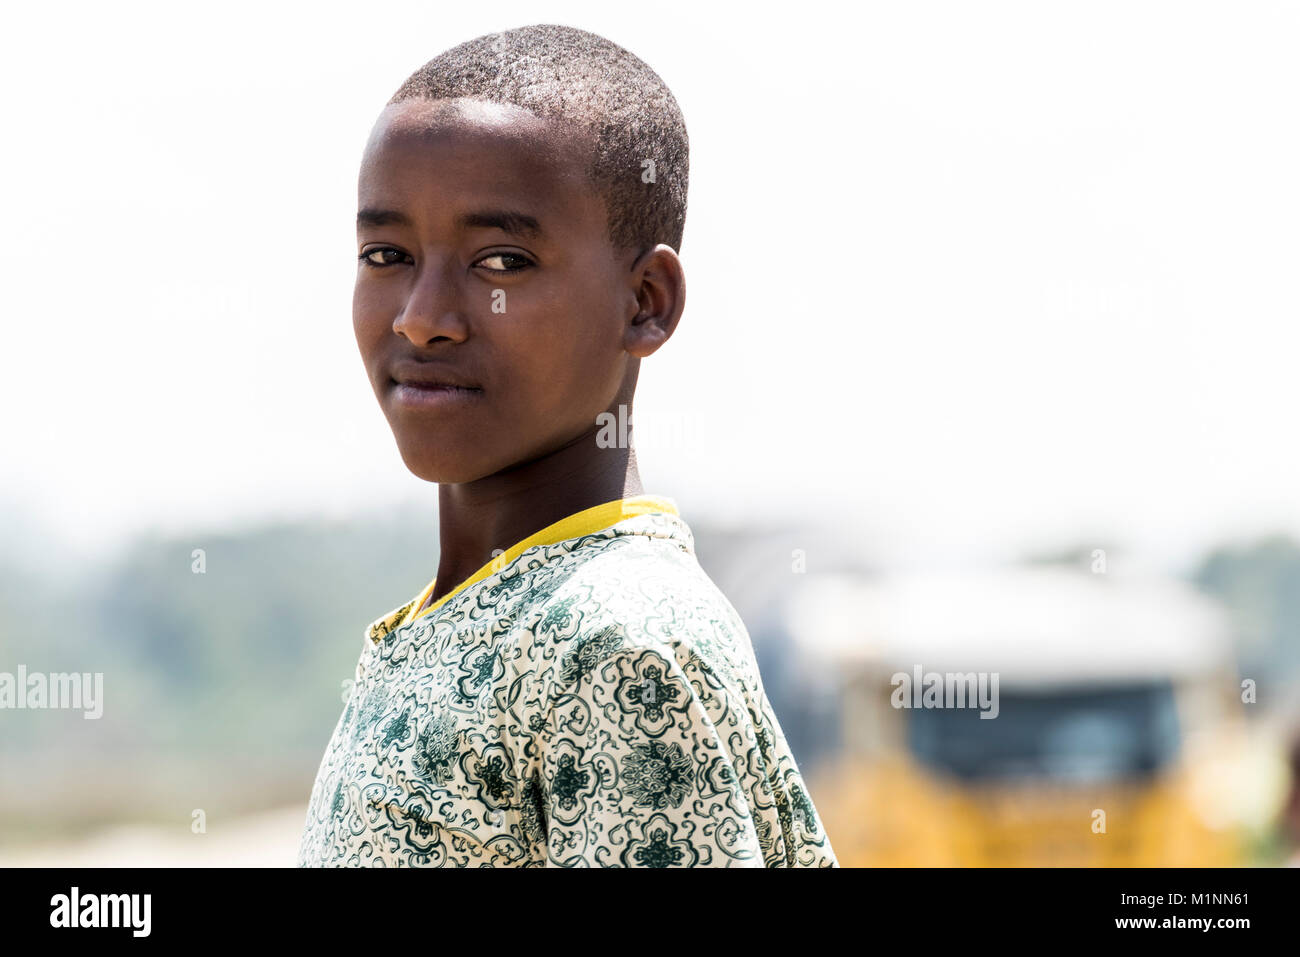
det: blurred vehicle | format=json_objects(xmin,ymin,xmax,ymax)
[{"xmin": 787, "ymin": 567, "xmax": 1248, "ymax": 866}]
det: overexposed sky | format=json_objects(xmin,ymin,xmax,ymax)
[{"xmin": 1, "ymin": 0, "xmax": 1297, "ymax": 571}]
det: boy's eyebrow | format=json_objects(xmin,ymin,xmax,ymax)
[
  {"xmin": 456, "ymin": 210, "xmax": 543, "ymax": 239},
  {"xmin": 355, "ymin": 206, "xmax": 543, "ymax": 240},
  {"xmin": 356, "ymin": 207, "xmax": 414, "ymax": 229}
]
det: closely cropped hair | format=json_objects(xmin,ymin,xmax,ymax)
[{"xmin": 389, "ymin": 24, "xmax": 689, "ymax": 253}]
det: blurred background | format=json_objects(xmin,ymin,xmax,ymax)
[{"xmin": 2, "ymin": 0, "xmax": 1299, "ymax": 865}]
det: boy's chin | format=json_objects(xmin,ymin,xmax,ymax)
[{"xmin": 394, "ymin": 444, "xmax": 494, "ymax": 485}]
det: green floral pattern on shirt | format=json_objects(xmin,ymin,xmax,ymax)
[{"xmin": 297, "ymin": 511, "xmax": 838, "ymax": 867}]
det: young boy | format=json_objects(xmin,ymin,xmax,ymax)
[{"xmin": 297, "ymin": 23, "xmax": 838, "ymax": 868}]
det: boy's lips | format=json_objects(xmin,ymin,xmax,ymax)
[
  {"xmin": 389, "ymin": 358, "xmax": 482, "ymax": 390},
  {"xmin": 388, "ymin": 359, "xmax": 483, "ymax": 409}
]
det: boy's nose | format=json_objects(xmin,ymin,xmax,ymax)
[{"xmin": 393, "ymin": 256, "xmax": 469, "ymax": 345}]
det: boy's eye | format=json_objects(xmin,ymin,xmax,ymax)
[
  {"xmin": 358, "ymin": 247, "xmax": 411, "ymax": 268},
  {"xmin": 474, "ymin": 252, "xmax": 534, "ymax": 273}
]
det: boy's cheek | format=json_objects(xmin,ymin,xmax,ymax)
[
  {"xmin": 352, "ymin": 330, "xmax": 388, "ymax": 390},
  {"xmin": 352, "ymin": 307, "xmax": 387, "ymax": 353}
]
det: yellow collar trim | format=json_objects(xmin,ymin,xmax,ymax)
[{"xmin": 394, "ymin": 494, "xmax": 680, "ymax": 632}]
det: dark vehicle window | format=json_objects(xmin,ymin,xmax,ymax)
[{"xmin": 906, "ymin": 681, "xmax": 1181, "ymax": 783}]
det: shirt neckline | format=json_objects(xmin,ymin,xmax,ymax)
[{"xmin": 385, "ymin": 493, "xmax": 680, "ymax": 634}]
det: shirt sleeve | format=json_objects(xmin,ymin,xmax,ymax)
[{"xmin": 538, "ymin": 643, "xmax": 768, "ymax": 867}]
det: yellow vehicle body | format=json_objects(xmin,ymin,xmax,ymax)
[{"xmin": 813, "ymin": 752, "xmax": 1242, "ymax": 867}]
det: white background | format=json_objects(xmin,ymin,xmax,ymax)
[{"xmin": 1, "ymin": 0, "xmax": 1296, "ymax": 573}]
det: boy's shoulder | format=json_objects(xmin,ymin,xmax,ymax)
[
  {"xmin": 524, "ymin": 513, "xmax": 840, "ymax": 867},
  {"xmin": 525, "ymin": 511, "xmax": 759, "ymax": 701}
]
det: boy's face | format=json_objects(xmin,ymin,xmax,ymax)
[{"xmin": 354, "ymin": 98, "xmax": 639, "ymax": 484}]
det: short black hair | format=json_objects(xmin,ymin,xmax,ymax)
[{"xmin": 388, "ymin": 24, "xmax": 688, "ymax": 253}]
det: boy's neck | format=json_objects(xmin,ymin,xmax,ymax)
[{"xmin": 427, "ymin": 424, "xmax": 643, "ymax": 607}]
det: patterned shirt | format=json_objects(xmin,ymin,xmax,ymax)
[{"xmin": 297, "ymin": 495, "xmax": 838, "ymax": 867}]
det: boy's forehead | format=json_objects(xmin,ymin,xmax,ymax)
[{"xmin": 361, "ymin": 98, "xmax": 588, "ymax": 183}]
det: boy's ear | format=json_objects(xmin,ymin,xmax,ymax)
[{"xmin": 623, "ymin": 244, "xmax": 685, "ymax": 358}]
